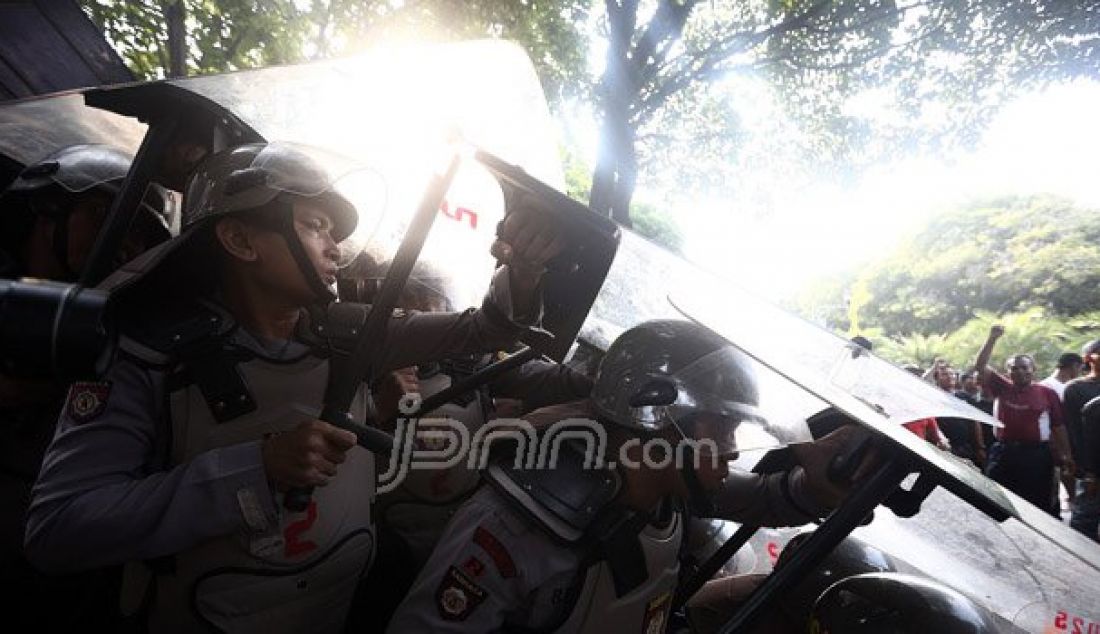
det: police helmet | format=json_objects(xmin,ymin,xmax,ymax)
[
  {"xmin": 775, "ymin": 534, "xmax": 898, "ymax": 626},
  {"xmin": 341, "ymin": 252, "xmax": 463, "ymax": 312},
  {"xmin": 8, "ymin": 144, "xmax": 131, "ymax": 196},
  {"xmin": 809, "ymin": 572, "xmax": 1000, "ymax": 633},
  {"xmin": 1, "ymin": 144, "xmax": 174, "ymax": 277},
  {"xmin": 591, "ymin": 319, "xmax": 762, "ymax": 454},
  {"xmin": 182, "ymin": 142, "xmax": 363, "ymax": 242},
  {"xmin": 4, "ymin": 144, "xmax": 173, "ymax": 232}
]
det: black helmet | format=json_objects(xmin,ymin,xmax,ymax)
[
  {"xmin": 775, "ymin": 534, "xmax": 898, "ymax": 627},
  {"xmin": 182, "ymin": 142, "xmax": 367, "ymax": 242},
  {"xmin": 341, "ymin": 252, "xmax": 464, "ymax": 312},
  {"xmin": 7, "ymin": 144, "xmax": 131, "ymax": 196},
  {"xmin": 809, "ymin": 572, "xmax": 1001, "ymax": 633},
  {"xmin": 1, "ymin": 144, "xmax": 174, "ymax": 279},
  {"xmin": 591, "ymin": 319, "xmax": 763, "ymax": 455}
]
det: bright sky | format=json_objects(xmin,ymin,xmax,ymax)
[{"xmin": 668, "ymin": 80, "xmax": 1100, "ymax": 302}]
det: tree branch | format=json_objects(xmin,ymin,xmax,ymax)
[
  {"xmin": 633, "ymin": 0, "xmax": 834, "ymax": 120},
  {"xmin": 634, "ymin": 0, "xmax": 697, "ymax": 88}
]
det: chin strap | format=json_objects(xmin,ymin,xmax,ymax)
[{"xmin": 272, "ymin": 198, "xmax": 336, "ymax": 304}]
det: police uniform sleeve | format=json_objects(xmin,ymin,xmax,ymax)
[
  {"xmin": 490, "ymin": 359, "xmax": 594, "ymax": 412},
  {"xmin": 378, "ymin": 267, "xmax": 534, "ymax": 372},
  {"xmin": 386, "ymin": 487, "xmax": 580, "ymax": 633},
  {"xmin": 709, "ymin": 467, "xmax": 825, "ymax": 527},
  {"xmin": 24, "ymin": 358, "xmax": 277, "ymax": 573}
]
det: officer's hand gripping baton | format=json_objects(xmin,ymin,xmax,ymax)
[{"xmin": 284, "ymin": 154, "xmax": 463, "ymax": 512}]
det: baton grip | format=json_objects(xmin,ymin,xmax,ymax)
[{"xmin": 283, "ymin": 409, "xmax": 396, "ymax": 512}]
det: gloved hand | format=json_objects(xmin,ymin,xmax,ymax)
[
  {"xmin": 791, "ymin": 424, "xmax": 881, "ymax": 510},
  {"xmin": 493, "ymin": 206, "xmax": 566, "ymax": 290}
]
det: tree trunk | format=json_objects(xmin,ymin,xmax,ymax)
[
  {"xmin": 165, "ymin": 1, "xmax": 187, "ymax": 78},
  {"xmin": 590, "ymin": 113, "xmax": 637, "ymax": 227},
  {"xmin": 590, "ymin": 0, "xmax": 639, "ymax": 227}
]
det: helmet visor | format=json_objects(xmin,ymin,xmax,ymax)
[
  {"xmin": 13, "ymin": 145, "xmax": 131, "ymax": 194},
  {"xmin": 634, "ymin": 347, "xmax": 816, "ymax": 455},
  {"xmin": 184, "ymin": 142, "xmax": 387, "ymax": 262},
  {"xmin": 339, "ymin": 157, "xmax": 504, "ymax": 310}
]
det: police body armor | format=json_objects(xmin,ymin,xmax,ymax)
[
  {"xmin": 377, "ymin": 357, "xmax": 493, "ymax": 563},
  {"xmin": 119, "ymin": 301, "xmax": 374, "ymax": 634},
  {"xmin": 485, "ymin": 440, "xmax": 683, "ymax": 634}
]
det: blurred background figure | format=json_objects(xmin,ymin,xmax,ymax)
[
  {"xmin": 929, "ymin": 360, "xmax": 985, "ymax": 467},
  {"xmin": 1041, "ymin": 353, "xmax": 1084, "ymax": 516},
  {"xmin": 1064, "ymin": 341, "xmax": 1100, "ymax": 542},
  {"xmin": 1041, "ymin": 352, "xmax": 1085, "ymax": 400}
]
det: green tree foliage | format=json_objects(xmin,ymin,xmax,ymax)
[
  {"xmin": 783, "ymin": 271, "xmax": 852, "ymax": 330},
  {"xmin": 81, "ymin": 1, "xmax": 321, "ymax": 78},
  {"xmin": 872, "ymin": 308, "xmax": 1094, "ymax": 374},
  {"xmin": 795, "ymin": 195, "xmax": 1100, "ymax": 371},
  {"xmin": 589, "ymin": 1, "xmax": 1100, "ymax": 224},
  {"xmin": 78, "ymin": 1, "xmax": 590, "ymax": 104},
  {"xmin": 852, "ymin": 195, "xmax": 1100, "ymax": 336},
  {"xmin": 562, "ymin": 145, "xmax": 683, "ymax": 253},
  {"xmin": 562, "ymin": 143, "xmax": 595, "ymax": 203},
  {"xmin": 629, "ymin": 200, "xmax": 683, "ymax": 254},
  {"xmin": 874, "ymin": 332, "xmax": 950, "ymax": 370}
]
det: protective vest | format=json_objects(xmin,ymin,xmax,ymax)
[
  {"xmin": 377, "ymin": 359, "xmax": 492, "ymax": 564},
  {"xmin": 485, "ymin": 441, "xmax": 683, "ymax": 634},
  {"xmin": 120, "ymin": 303, "xmax": 374, "ymax": 634}
]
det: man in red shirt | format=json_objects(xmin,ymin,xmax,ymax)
[
  {"xmin": 975, "ymin": 325, "xmax": 1074, "ymax": 517},
  {"xmin": 902, "ymin": 417, "xmax": 950, "ymax": 450}
]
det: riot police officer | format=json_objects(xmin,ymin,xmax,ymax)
[
  {"xmin": 0, "ymin": 144, "xmax": 172, "ymax": 629},
  {"xmin": 386, "ymin": 319, "xmax": 872, "ymax": 633},
  {"xmin": 349, "ymin": 261, "xmax": 595, "ymax": 630},
  {"xmin": 24, "ymin": 142, "xmax": 562, "ymax": 633},
  {"xmin": 0, "ymin": 143, "xmax": 173, "ymax": 280}
]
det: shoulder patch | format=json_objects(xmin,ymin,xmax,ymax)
[
  {"xmin": 65, "ymin": 381, "xmax": 112, "ymax": 424},
  {"xmin": 473, "ymin": 525, "xmax": 517, "ymax": 578},
  {"xmin": 436, "ymin": 565, "xmax": 487, "ymax": 621},
  {"xmin": 462, "ymin": 556, "xmax": 486, "ymax": 578}
]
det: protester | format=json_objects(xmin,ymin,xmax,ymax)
[
  {"xmin": 975, "ymin": 325, "xmax": 1073, "ymax": 516},
  {"xmin": 930, "ymin": 361, "xmax": 985, "ymax": 465},
  {"xmin": 1064, "ymin": 340, "xmax": 1100, "ymax": 541},
  {"xmin": 1040, "ymin": 353, "xmax": 1085, "ymax": 400},
  {"xmin": 902, "ymin": 417, "xmax": 950, "ymax": 451},
  {"xmin": 1041, "ymin": 352, "xmax": 1084, "ymax": 511}
]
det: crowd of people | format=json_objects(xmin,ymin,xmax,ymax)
[{"xmin": 891, "ymin": 331, "xmax": 1100, "ymax": 542}]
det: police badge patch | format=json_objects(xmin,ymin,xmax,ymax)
[
  {"xmin": 436, "ymin": 565, "xmax": 487, "ymax": 621},
  {"xmin": 65, "ymin": 381, "xmax": 111, "ymax": 424}
]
